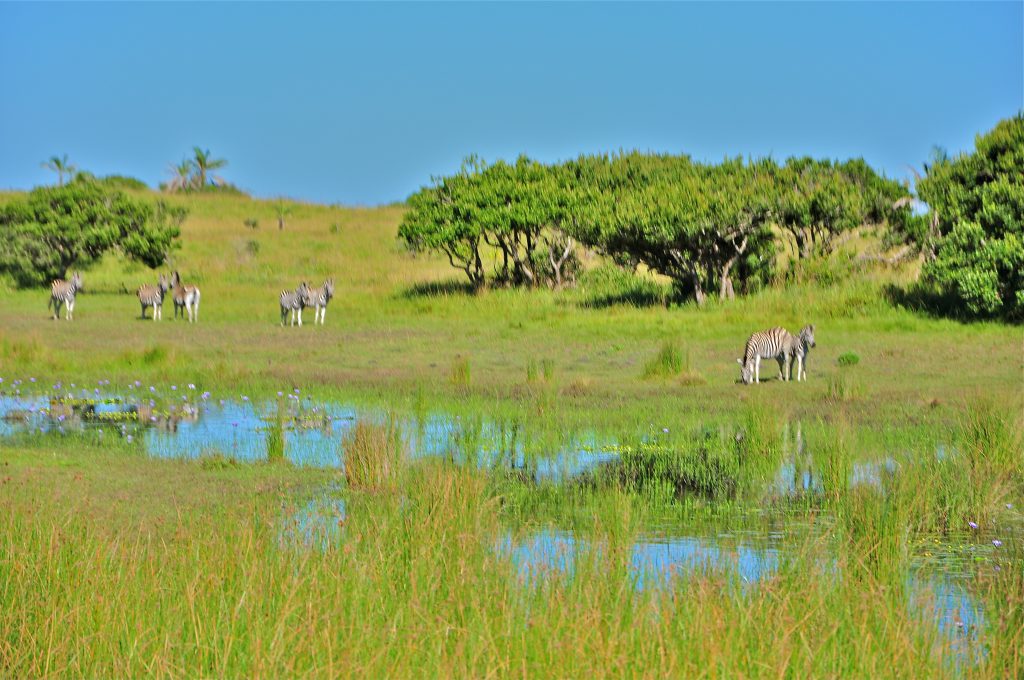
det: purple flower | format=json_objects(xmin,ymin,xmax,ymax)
[
  {"xmin": 126, "ymin": 434, "xmax": 133, "ymax": 443},
  {"xmin": 293, "ymin": 388, "xmax": 300, "ymax": 394},
  {"xmin": 968, "ymin": 521, "xmax": 978, "ymax": 530},
  {"xmin": 1007, "ymin": 503, "xmax": 1014, "ymax": 510},
  {"xmin": 993, "ymin": 539, "xmax": 1003, "ymax": 547},
  {"xmin": 662, "ymin": 428, "xmax": 669, "ymax": 434},
  {"xmin": 188, "ymin": 383, "xmax": 195, "ymax": 390},
  {"xmin": 149, "ymin": 386, "xmax": 156, "ymax": 392},
  {"xmin": 241, "ymin": 396, "xmax": 249, "ymax": 402},
  {"xmin": 29, "ymin": 377, "xmax": 36, "ymax": 383},
  {"xmin": 219, "ymin": 399, "xmax": 225, "ymax": 406},
  {"xmin": 171, "ymin": 385, "xmax": 177, "ymax": 391},
  {"xmin": 277, "ymin": 391, "xmax": 283, "ymax": 397},
  {"xmin": 57, "ymin": 414, "xmax": 65, "ymax": 422},
  {"xmin": 150, "ymin": 416, "xmax": 157, "ymax": 422}
]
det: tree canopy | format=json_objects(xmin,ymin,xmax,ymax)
[
  {"xmin": 915, "ymin": 114, "xmax": 1024, "ymax": 318},
  {"xmin": 0, "ymin": 181, "xmax": 186, "ymax": 287},
  {"xmin": 400, "ymin": 151, "xmax": 906, "ymax": 302}
]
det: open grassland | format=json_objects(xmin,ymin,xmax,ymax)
[{"xmin": 0, "ymin": 190, "xmax": 1020, "ymax": 433}]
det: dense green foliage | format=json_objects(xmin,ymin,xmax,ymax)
[
  {"xmin": 915, "ymin": 114, "xmax": 1024, "ymax": 318},
  {"xmin": 0, "ymin": 182, "xmax": 185, "ymax": 287},
  {"xmin": 400, "ymin": 152, "xmax": 908, "ymax": 302}
]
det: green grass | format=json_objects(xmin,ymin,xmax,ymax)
[{"xmin": 2, "ymin": 188, "xmax": 1023, "ymax": 676}]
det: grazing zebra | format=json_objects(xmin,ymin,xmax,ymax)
[
  {"xmin": 304, "ymin": 278, "xmax": 335, "ymax": 325},
  {"xmin": 137, "ymin": 274, "xmax": 170, "ymax": 321},
  {"xmin": 280, "ymin": 282, "xmax": 309, "ymax": 327},
  {"xmin": 786, "ymin": 324, "xmax": 816, "ymax": 382},
  {"xmin": 737, "ymin": 325, "xmax": 817, "ymax": 384},
  {"xmin": 49, "ymin": 272, "xmax": 83, "ymax": 320},
  {"xmin": 171, "ymin": 271, "xmax": 201, "ymax": 323}
]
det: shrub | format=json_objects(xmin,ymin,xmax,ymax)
[
  {"xmin": 837, "ymin": 352, "xmax": 860, "ymax": 367},
  {"xmin": 244, "ymin": 218, "xmax": 260, "ymax": 230}
]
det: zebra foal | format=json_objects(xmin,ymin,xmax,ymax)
[
  {"xmin": 280, "ymin": 282, "xmax": 310, "ymax": 327},
  {"xmin": 304, "ymin": 278, "xmax": 334, "ymax": 325},
  {"xmin": 49, "ymin": 272, "xmax": 83, "ymax": 321},
  {"xmin": 737, "ymin": 324, "xmax": 816, "ymax": 384},
  {"xmin": 138, "ymin": 274, "xmax": 170, "ymax": 321}
]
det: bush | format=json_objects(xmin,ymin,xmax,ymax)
[{"xmin": 837, "ymin": 352, "xmax": 860, "ymax": 367}]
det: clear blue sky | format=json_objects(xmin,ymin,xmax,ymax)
[{"xmin": 1, "ymin": 2, "xmax": 1021, "ymax": 206}]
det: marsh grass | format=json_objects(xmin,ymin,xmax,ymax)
[
  {"xmin": 341, "ymin": 418, "xmax": 405, "ymax": 491},
  {"xmin": 265, "ymin": 404, "xmax": 286, "ymax": 464},
  {"xmin": 450, "ymin": 355, "xmax": 471, "ymax": 388},
  {"xmin": 3, "ymin": 442, "xmax": 1019, "ymax": 678}
]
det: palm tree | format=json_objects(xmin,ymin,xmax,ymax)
[
  {"xmin": 166, "ymin": 159, "xmax": 195, "ymax": 193},
  {"xmin": 274, "ymin": 200, "xmax": 293, "ymax": 230},
  {"xmin": 41, "ymin": 154, "xmax": 77, "ymax": 186},
  {"xmin": 191, "ymin": 147, "xmax": 227, "ymax": 188}
]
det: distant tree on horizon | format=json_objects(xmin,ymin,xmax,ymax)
[
  {"xmin": 191, "ymin": 147, "xmax": 227, "ymax": 188},
  {"xmin": 41, "ymin": 154, "xmax": 77, "ymax": 187},
  {"xmin": 166, "ymin": 159, "xmax": 196, "ymax": 193}
]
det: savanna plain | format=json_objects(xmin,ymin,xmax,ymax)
[{"xmin": 1, "ymin": 190, "xmax": 1022, "ymax": 677}]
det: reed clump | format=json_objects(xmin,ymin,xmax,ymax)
[{"xmin": 341, "ymin": 418, "xmax": 405, "ymax": 491}]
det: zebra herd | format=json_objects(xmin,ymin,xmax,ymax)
[
  {"xmin": 46, "ymin": 272, "xmax": 329, "ymax": 327},
  {"xmin": 280, "ymin": 279, "xmax": 334, "ymax": 326},
  {"xmin": 737, "ymin": 325, "xmax": 816, "ymax": 384}
]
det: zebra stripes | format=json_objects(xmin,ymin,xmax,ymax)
[
  {"xmin": 280, "ymin": 282, "xmax": 310, "ymax": 326},
  {"xmin": 171, "ymin": 271, "xmax": 201, "ymax": 323},
  {"xmin": 737, "ymin": 324, "xmax": 816, "ymax": 384},
  {"xmin": 49, "ymin": 272, "xmax": 83, "ymax": 321},
  {"xmin": 138, "ymin": 274, "xmax": 170, "ymax": 321},
  {"xmin": 304, "ymin": 278, "xmax": 334, "ymax": 325}
]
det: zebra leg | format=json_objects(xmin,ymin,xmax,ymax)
[
  {"xmin": 754, "ymin": 355, "xmax": 761, "ymax": 384},
  {"xmin": 796, "ymin": 355, "xmax": 804, "ymax": 382},
  {"xmin": 52, "ymin": 300, "xmax": 61, "ymax": 320},
  {"xmin": 777, "ymin": 355, "xmax": 786, "ymax": 381},
  {"xmin": 297, "ymin": 308, "xmax": 303, "ymax": 327},
  {"xmin": 801, "ymin": 355, "xmax": 808, "ymax": 381},
  {"xmin": 67, "ymin": 299, "xmax": 74, "ymax": 320},
  {"xmin": 186, "ymin": 301, "xmax": 193, "ymax": 323}
]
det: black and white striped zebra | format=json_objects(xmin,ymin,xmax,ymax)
[
  {"xmin": 49, "ymin": 272, "xmax": 83, "ymax": 321},
  {"xmin": 138, "ymin": 274, "xmax": 170, "ymax": 321},
  {"xmin": 737, "ymin": 325, "xmax": 816, "ymax": 384},
  {"xmin": 280, "ymin": 282, "xmax": 309, "ymax": 327},
  {"xmin": 304, "ymin": 278, "xmax": 334, "ymax": 325},
  {"xmin": 171, "ymin": 271, "xmax": 201, "ymax": 323},
  {"xmin": 787, "ymin": 324, "xmax": 816, "ymax": 382}
]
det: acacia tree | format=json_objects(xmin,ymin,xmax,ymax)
[
  {"xmin": 0, "ymin": 182, "xmax": 185, "ymax": 287},
  {"xmin": 399, "ymin": 161, "xmax": 486, "ymax": 287},
  {"xmin": 915, "ymin": 114, "xmax": 1024, "ymax": 318},
  {"xmin": 41, "ymin": 154, "xmax": 77, "ymax": 187}
]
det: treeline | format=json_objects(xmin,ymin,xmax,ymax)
[{"xmin": 399, "ymin": 152, "xmax": 910, "ymax": 303}]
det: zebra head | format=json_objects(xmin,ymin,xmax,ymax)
[
  {"xmin": 171, "ymin": 271, "xmax": 181, "ymax": 288},
  {"xmin": 297, "ymin": 281, "xmax": 309, "ymax": 304},
  {"xmin": 800, "ymin": 324, "xmax": 816, "ymax": 349},
  {"xmin": 70, "ymin": 271, "xmax": 83, "ymax": 292},
  {"xmin": 158, "ymin": 274, "xmax": 170, "ymax": 294},
  {"xmin": 737, "ymin": 358, "xmax": 754, "ymax": 385}
]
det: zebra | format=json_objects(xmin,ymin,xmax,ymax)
[
  {"xmin": 304, "ymin": 278, "xmax": 334, "ymax": 325},
  {"xmin": 737, "ymin": 325, "xmax": 816, "ymax": 384},
  {"xmin": 171, "ymin": 271, "xmax": 201, "ymax": 323},
  {"xmin": 786, "ymin": 324, "xmax": 816, "ymax": 382},
  {"xmin": 49, "ymin": 272, "xmax": 83, "ymax": 320},
  {"xmin": 280, "ymin": 282, "xmax": 309, "ymax": 326},
  {"xmin": 137, "ymin": 274, "xmax": 170, "ymax": 321}
]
